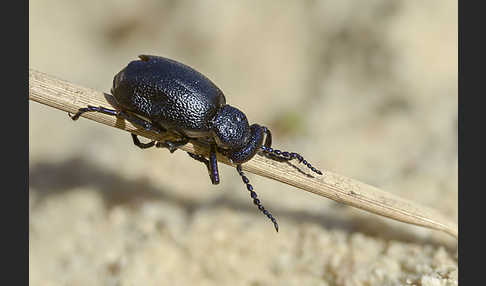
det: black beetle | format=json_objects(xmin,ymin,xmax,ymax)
[{"xmin": 70, "ymin": 55, "xmax": 322, "ymax": 232}]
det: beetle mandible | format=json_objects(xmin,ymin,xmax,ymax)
[{"xmin": 70, "ymin": 55, "xmax": 323, "ymax": 232}]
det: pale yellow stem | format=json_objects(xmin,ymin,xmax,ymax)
[{"xmin": 29, "ymin": 68, "xmax": 458, "ymax": 239}]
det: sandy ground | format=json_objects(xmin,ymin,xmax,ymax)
[{"xmin": 29, "ymin": 1, "xmax": 458, "ymax": 285}]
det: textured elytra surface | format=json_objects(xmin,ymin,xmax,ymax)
[{"xmin": 113, "ymin": 55, "xmax": 226, "ymax": 136}]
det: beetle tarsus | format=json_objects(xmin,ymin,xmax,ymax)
[
  {"xmin": 187, "ymin": 147, "xmax": 220, "ymax": 185},
  {"xmin": 208, "ymin": 145, "xmax": 220, "ymax": 184}
]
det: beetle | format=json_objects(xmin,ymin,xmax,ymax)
[{"xmin": 70, "ymin": 55, "xmax": 322, "ymax": 232}]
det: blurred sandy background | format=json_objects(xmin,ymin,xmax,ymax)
[{"xmin": 29, "ymin": 1, "xmax": 458, "ymax": 285}]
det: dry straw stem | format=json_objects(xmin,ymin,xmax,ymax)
[{"xmin": 29, "ymin": 68, "xmax": 458, "ymax": 240}]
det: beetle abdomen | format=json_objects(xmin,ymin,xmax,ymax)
[{"xmin": 112, "ymin": 55, "xmax": 226, "ymax": 135}]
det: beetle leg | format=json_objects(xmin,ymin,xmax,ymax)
[
  {"xmin": 236, "ymin": 164, "xmax": 278, "ymax": 232},
  {"xmin": 120, "ymin": 112, "xmax": 165, "ymax": 134},
  {"xmin": 155, "ymin": 137, "xmax": 189, "ymax": 153},
  {"xmin": 187, "ymin": 152, "xmax": 210, "ymax": 168},
  {"xmin": 261, "ymin": 126, "xmax": 286, "ymax": 162},
  {"xmin": 208, "ymin": 144, "xmax": 220, "ymax": 185},
  {"xmin": 261, "ymin": 126, "xmax": 272, "ymax": 148},
  {"xmin": 259, "ymin": 126, "xmax": 287, "ymax": 162},
  {"xmin": 69, "ymin": 105, "xmax": 118, "ymax": 120},
  {"xmin": 69, "ymin": 105, "xmax": 164, "ymax": 134},
  {"xmin": 187, "ymin": 144, "xmax": 220, "ymax": 185},
  {"xmin": 131, "ymin": 134, "xmax": 156, "ymax": 149}
]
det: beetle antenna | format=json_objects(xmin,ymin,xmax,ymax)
[
  {"xmin": 236, "ymin": 165, "xmax": 279, "ymax": 232},
  {"xmin": 260, "ymin": 126, "xmax": 322, "ymax": 175},
  {"xmin": 260, "ymin": 146, "xmax": 323, "ymax": 175}
]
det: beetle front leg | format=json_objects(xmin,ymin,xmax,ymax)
[
  {"xmin": 262, "ymin": 126, "xmax": 272, "ymax": 148},
  {"xmin": 187, "ymin": 144, "xmax": 220, "ymax": 185},
  {"xmin": 208, "ymin": 144, "xmax": 220, "ymax": 185},
  {"xmin": 260, "ymin": 126, "xmax": 287, "ymax": 162}
]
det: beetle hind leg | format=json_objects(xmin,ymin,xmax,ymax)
[
  {"xmin": 70, "ymin": 105, "xmax": 165, "ymax": 134},
  {"xmin": 69, "ymin": 105, "xmax": 118, "ymax": 120}
]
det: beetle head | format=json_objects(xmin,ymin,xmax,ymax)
[
  {"xmin": 227, "ymin": 124, "xmax": 264, "ymax": 164},
  {"xmin": 211, "ymin": 105, "xmax": 251, "ymax": 149}
]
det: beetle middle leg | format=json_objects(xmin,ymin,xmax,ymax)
[
  {"xmin": 131, "ymin": 133, "xmax": 156, "ymax": 149},
  {"xmin": 155, "ymin": 137, "xmax": 189, "ymax": 153},
  {"xmin": 187, "ymin": 144, "xmax": 220, "ymax": 185},
  {"xmin": 260, "ymin": 126, "xmax": 323, "ymax": 175},
  {"xmin": 131, "ymin": 132, "xmax": 190, "ymax": 153}
]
